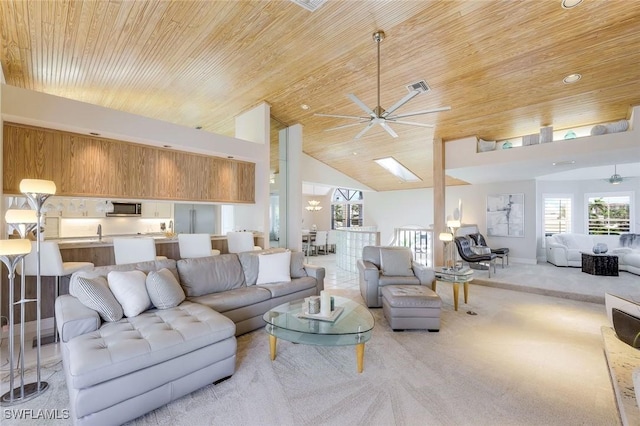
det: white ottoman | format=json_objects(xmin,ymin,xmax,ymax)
[{"xmin": 381, "ymin": 285, "xmax": 441, "ymax": 331}]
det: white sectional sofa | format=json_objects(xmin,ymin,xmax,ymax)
[{"xmin": 545, "ymin": 233, "xmax": 640, "ymax": 275}]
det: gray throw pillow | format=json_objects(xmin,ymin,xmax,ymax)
[
  {"xmin": 290, "ymin": 251, "xmax": 307, "ymax": 278},
  {"xmin": 146, "ymin": 268, "xmax": 186, "ymax": 309},
  {"xmin": 380, "ymin": 249, "xmax": 414, "ymax": 276},
  {"xmin": 74, "ymin": 276, "xmax": 124, "ymax": 322}
]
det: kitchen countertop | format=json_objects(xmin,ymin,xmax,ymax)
[{"xmin": 51, "ymin": 233, "xmax": 241, "ymax": 249}]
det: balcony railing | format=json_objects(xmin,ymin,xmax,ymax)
[{"xmin": 391, "ymin": 227, "xmax": 434, "ymax": 267}]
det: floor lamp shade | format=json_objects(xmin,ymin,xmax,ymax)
[
  {"xmin": 0, "ymin": 238, "xmax": 32, "ymax": 256},
  {"xmin": 19, "ymin": 179, "xmax": 56, "ymax": 195}
]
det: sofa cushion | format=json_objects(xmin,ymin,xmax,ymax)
[
  {"xmin": 558, "ymin": 234, "xmax": 593, "ymax": 250},
  {"xmin": 189, "ymin": 286, "xmax": 272, "ymax": 313},
  {"xmin": 567, "ymin": 249, "xmax": 582, "ymax": 262},
  {"xmin": 380, "ymin": 248, "xmax": 414, "ymax": 276},
  {"xmin": 257, "ymin": 276, "xmax": 317, "ymax": 298},
  {"xmin": 177, "ymin": 255, "xmax": 245, "ymax": 297},
  {"xmin": 70, "ymin": 259, "xmax": 179, "ymax": 298},
  {"xmin": 146, "ymin": 268, "xmax": 186, "ymax": 309},
  {"xmin": 290, "ymin": 251, "xmax": 308, "ymax": 278},
  {"xmin": 379, "ymin": 275, "xmax": 420, "ymax": 286},
  {"xmin": 74, "ymin": 276, "xmax": 124, "ymax": 322},
  {"xmin": 65, "ymin": 301, "xmax": 235, "ymax": 389},
  {"xmin": 107, "ymin": 270, "xmax": 151, "ymax": 317},
  {"xmin": 238, "ymin": 248, "xmax": 286, "ymax": 285},
  {"xmin": 257, "ymin": 251, "xmax": 291, "ymax": 285}
]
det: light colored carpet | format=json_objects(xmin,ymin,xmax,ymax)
[{"xmin": 2, "ymin": 285, "xmax": 619, "ymax": 425}]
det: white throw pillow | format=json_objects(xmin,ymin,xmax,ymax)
[
  {"xmin": 107, "ymin": 270, "xmax": 151, "ymax": 317},
  {"xmin": 146, "ymin": 268, "xmax": 185, "ymax": 309},
  {"xmin": 74, "ymin": 276, "xmax": 124, "ymax": 322},
  {"xmin": 256, "ymin": 250, "xmax": 291, "ymax": 285}
]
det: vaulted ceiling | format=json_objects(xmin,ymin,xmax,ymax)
[{"xmin": 2, "ymin": 0, "xmax": 640, "ymax": 191}]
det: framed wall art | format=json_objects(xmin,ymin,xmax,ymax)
[{"xmin": 486, "ymin": 193, "xmax": 524, "ymax": 237}]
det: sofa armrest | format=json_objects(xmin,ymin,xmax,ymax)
[
  {"xmin": 304, "ymin": 264, "xmax": 325, "ymax": 293},
  {"xmin": 412, "ymin": 262, "xmax": 435, "ymax": 286},
  {"xmin": 55, "ymin": 294, "xmax": 101, "ymax": 343},
  {"xmin": 358, "ymin": 259, "xmax": 381, "ymax": 307}
]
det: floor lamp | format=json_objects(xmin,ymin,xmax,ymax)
[
  {"xmin": 439, "ymin": 232, "xmax": 454, "ymax": 269},
  {"xmin": 19, "ymin": 178, "xmax": 56, "ymax": 399},
  {"xmin": 0, "ymin": 238, "xmax": 40, "ymax": 404}
]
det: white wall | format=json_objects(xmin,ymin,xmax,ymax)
[
  {"xmin": 364, "ymin": 188, "xmax": 434, "ymax": 245},
  {"xmin": 364, "ymin": 180, "xmax": 538, "ymax": 264}
]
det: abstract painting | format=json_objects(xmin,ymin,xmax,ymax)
[{"xmin": 486, "ymin": 193, "xmax": 524, "ymax": 237}]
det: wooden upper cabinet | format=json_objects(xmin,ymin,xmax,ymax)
[{"xmin": 3, "ymin": 123, "xmax": 255, "ymax": 203}]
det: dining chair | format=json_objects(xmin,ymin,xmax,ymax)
[
  {"xmin": 327, "ymin": 230, "xmax": 338, "ymax": 253},
  {"xmin": 113, "ymin": 237, "xmax": 167, "ymax": 265},
  {"xmin": 311, "ymin": 230, "xmax": 328, "ymax": 255},
  {"xmin": 178, "ymin": 233, "xmax": 221, "ymax": 258}
]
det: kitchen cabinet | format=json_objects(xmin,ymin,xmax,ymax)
[{"xmin": 142, "ymin": 202, "xmax": 172, "ymax": 218}]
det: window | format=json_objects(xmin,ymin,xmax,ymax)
[
  {"xmin": 586, "ymin": 193, "xmax": 632, "ymax": 235},
  {"xmin": 331, "ymin": 188, "xmax": 363, "ymax": 229},
  {"xmin": 543, "ymin": 195, "xmax": 572, "ymax": 236}
]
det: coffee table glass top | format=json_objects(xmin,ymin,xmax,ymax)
[
  {"xmin": 263, "ymin": 296, "xmax": 374, "ymax": 346},
  {"xmin": 434, "ymin": 266, "xmax": 474, "ymax": 282}
]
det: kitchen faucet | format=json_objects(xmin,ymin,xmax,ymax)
[{"xmin": 97, "ymin": 224, "xmax": 102, "ymax": 242}]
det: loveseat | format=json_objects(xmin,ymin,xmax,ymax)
[
  {"xmin": 56, "ymin": 249, "xmax": 324, "ymax": 425},
  {"xmin": 545, "ymin": 233, "xmax": 640, "ymax": 275},
  {"xmin": 357, "ymin": 246, "xmax": 435, "ymax": 308}
]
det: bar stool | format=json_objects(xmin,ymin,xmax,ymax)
[
  {"xmin": 17, "ymin": 241, "xmax": 94, "ymax": 343},
  {"xmin": 113, "ymin": 237, "xmax": 167, "ymax": 265},
  {"xmin": 226, "ymin": 232, "xmax": 262, "ymax": 253},
  {"xmin": 178, "ymin": 234, "xmax": 221, "ymax": 258}
]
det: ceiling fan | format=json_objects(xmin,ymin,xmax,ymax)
[
  {"xmin": 315, "ymin": 30, "xmax": 451, "ymax": 139},
  {"xmin": 608, "ymin": 164, "xmax": 624, "ymax": 184}
]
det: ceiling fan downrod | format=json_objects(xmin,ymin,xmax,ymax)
[{"xmin": 373, "ymin": 30, "xmax": 385, "ymax": 117}]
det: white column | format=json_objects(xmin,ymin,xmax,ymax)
[
  {"xmin": 234, "ymin": 102, "xmax": 271, "ymax": 246},
  {"xmin": 279, "ymin": 124, "xmax": 303, "ymax": 251}
]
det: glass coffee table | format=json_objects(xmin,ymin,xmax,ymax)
[
  {"xmin": 263, "ymin": 296, "xmax": 374, "ymax": 373},
  {"xmin": 433, "ymin": 267, "xmax": 474, "ymax": 311}
]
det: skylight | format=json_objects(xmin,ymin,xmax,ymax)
[{"xmin": 374, "ymin": 157, "xmax": 421, "ymax": 182}]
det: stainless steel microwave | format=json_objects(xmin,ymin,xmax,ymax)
[{"xmin": 106, "ymin": 202, "xmax": 142, "ymax": 217}]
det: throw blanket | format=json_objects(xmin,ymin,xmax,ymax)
[{"xmin": 620, "ymin": 234, "xmax": 640, "ymax": 248}]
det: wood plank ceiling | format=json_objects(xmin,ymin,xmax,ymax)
[{"xmin": 2, "ymin": 0, "xmax": 640, "ymax": 191}]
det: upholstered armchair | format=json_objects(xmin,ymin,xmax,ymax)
[
  {"xmin": 454, "ymin": 237, "xmax": 497, "ymax": 277},
  {"xmin": 357, "ymin": 246, "xmax": 435, "ymax": 308}
]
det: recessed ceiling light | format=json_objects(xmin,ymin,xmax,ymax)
[
  {"xmin": 301, "ymin": 104, "xmax": 310, "ymax": 110},
  {"xmin": 563, "ymin": 73, "xmax": 582, "ymax": 84},
  {"xmin": 552, "ymin": 160, "xmax": 576, "ymax": 166},
  {"xmin": 561, "ymin": 0, "xmax": 583, "ymax": 9}
]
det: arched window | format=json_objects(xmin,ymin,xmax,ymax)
[{"xmin": 331, "ymin": 188, "xmax": 363, "ymax": 229}]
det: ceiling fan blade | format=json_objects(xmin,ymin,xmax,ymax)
[
  {"xmin": 388, "ymin": 106, "xmax": 451, "ymax": 119},
  {"xmin": 381, "ymin": 90, "xmax": 420, "ymax": 118},
  {"xmin": 324, "ymin": 120, "xmax": 371, "ymax": 132},
  {"xmin": 348, "ymin": 93, "xmax": 377, "ymax": 118},
  {"xmin": 354, "ymin": 122, "xmax": 376, "ymax": 139},
  {"xmin": 386, "ymin": 120, "xmax": 434, "ymax": 128},
  {"xmin": 315, "ymin": 112, "xmax": 370, "ymax": 120},
  {"xmin": 380, "ymin": 122, "xmax": 398, "ymax": 138}
]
